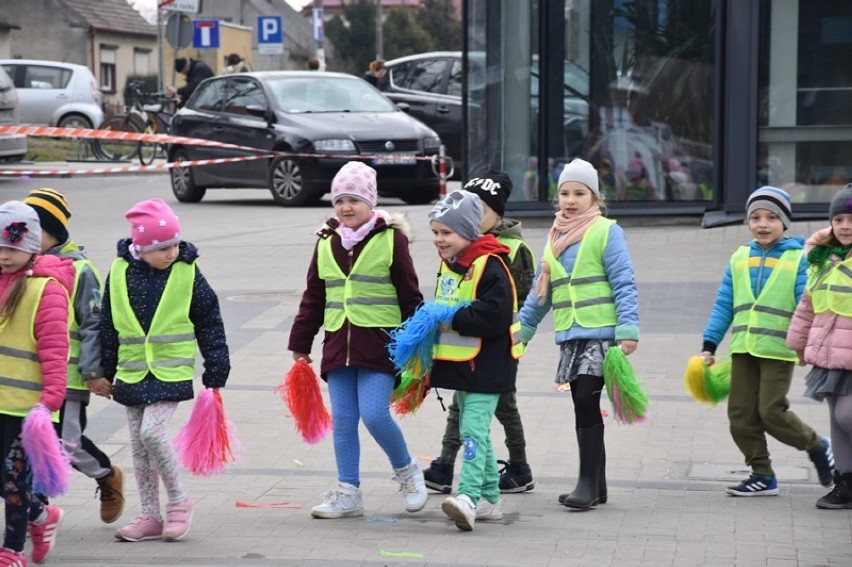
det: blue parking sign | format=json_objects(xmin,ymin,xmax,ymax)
[{"xmin": 193, "ymin": 20, "xmax": 220, "ymax": 49}]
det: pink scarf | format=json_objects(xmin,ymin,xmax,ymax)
[
  {"xmin": 533, "ymin": 205, "xmax": 601, "ymax": 304},
  {"xmin": 338, "ymin": 210, "xmax": 388, "ymax": 250}
]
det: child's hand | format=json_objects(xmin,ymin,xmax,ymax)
[
  {"xmin": 619, "ymin": 340, "xmax": 638, "ymax": 355},
  {"xmin": 439, "ymin": 322, "xmax": 452, "ymax": 333},
  {"xmin": 700, "ymin": 351, "xmax": 714, "ymax": 365},
  {"xmin": 86, "ymin": 377, "xmax": 113, "ymax": 399},
  {"xmin": 797, "ymin": 352, "xmax": 806, "ymax": 366},
  {"xmin": 292, "ymin": 352, "xmax": 312, "ymax": 364}
]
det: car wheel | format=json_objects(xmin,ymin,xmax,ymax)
[
  {"xmin": 170, "ymin": 148, "xmax": 206, "ymax": 203},
  {"xmin": 268, "ymin": 156, "xmax": 321, "ymax": 206},
  {"xmin": 400, "ymin": 184, "xmax": 440, "ymax": 205},
  {"xmin": 58, "ymin": 114, "xmax": 93, "ymax": 129}
]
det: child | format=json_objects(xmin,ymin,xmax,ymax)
[
  {"xmin": 423, "ymin": 171, "xmax": 537, "ymax": 494},
  {"xmin": 787, "ymin": 184, "xmax": 852, "ymax": 508},
  {"xmin": 100, "ymin": 198, "xmax": 230, "ymax": 541},
  {"xmin": 702, "ymin": 186, "xmax": 833, "ymax": 496},
  {"xmin": 288, "ymin": 161, "xmax": 427, "ymax": 519},
  {"xmin": 429, "ymin": 190, "xmax": 522, "ymax": 531},
  {"xmin": 24, "ymin": 188, "xmax": 125, "ymax": 525},
  {"xmin": 519, "ymin": 158, "xmax": 639, "ymax": 510},
  {"xmin": 0, "ymin": 201, "xmax": 71, "ymax": 566}
]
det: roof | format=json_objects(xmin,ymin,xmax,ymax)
[{"xmin": 62, "ymin": 0, "xmax": 156, "ymax": 37}]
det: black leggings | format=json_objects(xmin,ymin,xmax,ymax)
[
  {"xmin": 571, "ymin": 374, "xmax": 605, "ymax": 429},
  {"xmin": 1, "ymin": 415, "xmax": 44, "ymax": 552}
]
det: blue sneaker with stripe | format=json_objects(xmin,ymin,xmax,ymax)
[
  {"xmin": 808, "ymin": 436, "xmax": 835, "ymax": 487},
  {"xmin": 726, "ymin": 474, "xmax": 779, "ymax": 496}
]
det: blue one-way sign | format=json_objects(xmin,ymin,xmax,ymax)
[{"xmin": 193, "ymin": 19, "xmax": 220, "ymax": 49}]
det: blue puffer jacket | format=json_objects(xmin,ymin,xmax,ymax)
[
  {"xmin": 702, "ymin": 235, "xmax": 808, "ymax": 353},
  {"xmin": 519, "ymin": 222, "xmax": 639, "ymax": 344},
  {"xmin": 100, "ymin": 239, "xmax": 230, "ymax": 407}
]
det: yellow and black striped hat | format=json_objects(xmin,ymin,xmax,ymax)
[{"xmin": 24, "ymin": 188, "xmax": 71, "ymax": 243}]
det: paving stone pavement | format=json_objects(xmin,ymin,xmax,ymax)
[{"xmin": 2, "ymin": 176, "xmax": 850, "ymax": 566}]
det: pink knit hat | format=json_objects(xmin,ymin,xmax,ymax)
[
  {"xmin": 125, "ymin": 198, "xmax": 181, "ymax": 253},
  {"xmin": 331, "ymin": 161, "xmax": 377, "ymax": 208}
]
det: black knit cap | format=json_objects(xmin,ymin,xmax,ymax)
[
  {"xmin": 463, "ymin": 170, "xmax": 513, "ymax": 217},
  {"xmin": 24, "ymin": 188, "xmax": 71, "ymax": 244},
  {"xmin": 174, "ymin": 58, "xmax": 188, "ymax": 73}
]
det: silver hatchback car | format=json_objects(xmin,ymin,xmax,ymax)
[
  {"xmin": 0, "ymin": 59, "xmax": 104, "ymax": 129},
  {"xmin": 0, "ymin": 65, "xmax": 26, "ymax": 162}
]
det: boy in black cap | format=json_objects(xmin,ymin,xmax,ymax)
[
  {"xmin": 167, "ymin": 57, "xmax": 214, "ymax": 106},
  {"xmin": 24, "ymin": 188, "xmax": 125, "ymax": 524},
  {"xmin": 423, "ymin": 171, "xmax": 537, "ymax": 494}
]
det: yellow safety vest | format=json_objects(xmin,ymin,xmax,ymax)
[
  {"xmin": 809, "ymin": 256, "xmax": 852, "ymax": 316},
  {"xmin": 67, "ymin": 256, "xmax": 100, "ymax": 391},
  {"xmin": 729, "ymin": 246, "xmax": 801, "ymax": 361},
  {"xmin": 109, "ymin": 259, "xmax": 197, "ymax": 384},
  {"xmin": 316, "ymin": 230, "xmax": 401, "ymax": 331},
  {"xmin": 545, "ymin": 217, "xmax": 618, "ymax": 331},
  {"xmin": 433, "ymin": 254, "xmax": 525, "ymax": 361},
  {"xmin": 496, "ymin": 236, "xmax": 524, "ymax": 264},
  {"xmin": 0, "ymin": 277, "xmax": 53, "ymax": 416}
]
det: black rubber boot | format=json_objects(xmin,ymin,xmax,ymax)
[
  {"xmin": 559, "ymin": 426, "xmax": 607, "ymax": 506},
  {"xmin": 561, "ymin": 423, "xmax": 604, "ymax": 510}
]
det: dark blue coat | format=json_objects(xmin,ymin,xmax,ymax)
[{"xmin": 100, "ymin": 239, "xmax": 230, "ymax": 407}]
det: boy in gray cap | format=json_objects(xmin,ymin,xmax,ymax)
[
  {"xmin": 424, "ymin": 172, "xmax": 536, "ymax": 494},
  {"xmin": 428, "ymin": 190, "xmax": 524, "ymax": 531}
]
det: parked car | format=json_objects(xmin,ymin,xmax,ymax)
[
  {"xmin": 0, "ymin": 59, "xmax": 104, "ymax": 129},
  {"xmin": 0, "ymin": 65, "xmax": 26, "ymax": 162},
  {"xmin": 168, "ymin": 71, "xmax": 442, "ymax": 206}
]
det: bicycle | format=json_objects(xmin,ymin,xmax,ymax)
[{"xmin": 92, "ymin": 82, "xmax": 176, "ymax": 164}]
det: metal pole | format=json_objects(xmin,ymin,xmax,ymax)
[
  {"xmin": 157, "ymin": 9, "xmax": 164, "ymax": 92},
  {"xmin": 375, "ymin": 0, "xmax": 382, "ymax": 60},
  {"xmin": 314, "ymin": 0, "xmax": 324, "ymax": 70}
]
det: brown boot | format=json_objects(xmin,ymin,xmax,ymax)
[{"xmin": 96, "ymin": 465, "xmax": 125, "ymax": 523}]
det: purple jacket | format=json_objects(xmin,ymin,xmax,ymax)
[
  {"xmin": 288, "ymin": 214, "xmax": 423, "ymax": 378},
  {"xmin": 787, "ymin": 289, "xmax": 852, "ymax": 370}
]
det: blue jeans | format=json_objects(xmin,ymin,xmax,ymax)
[{"xmin": 327, "ymin": 368, "xmax": 412, "ymax": 487}]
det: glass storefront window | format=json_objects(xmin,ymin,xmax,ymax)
[{"xmin": 758, "ymin": 0, "xmax": 852, "ymax": 204}]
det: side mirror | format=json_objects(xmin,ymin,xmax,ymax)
[
  {"xmin": 246, "ymin": 104, "xmax": 274, "ymax": 124},
  {"xmin": 395, "ymin": 102, "xmax": 410, "ymax": 113}
]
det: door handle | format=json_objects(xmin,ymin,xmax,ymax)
[
  {"xmin": 436, "ymin": 106, "xmax": 450, "ymax": 114},
  {"xmin": 212, "ymin": 126, "xmax": 224, "ymax": 132}
]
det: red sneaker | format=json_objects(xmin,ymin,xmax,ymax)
[
  {"xmin": 0, "ymin": 548, "xmax": 26, "ymax": 567},
  {"xmin": 28, "ymin": 505, "xmax": 62, "ymax": 564}
]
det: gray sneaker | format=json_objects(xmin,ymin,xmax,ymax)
[
  {"xmin": 392, "ymin": 461, "xmax": 428, "ymax": 513},
  {"xmin": 311, "ymin": 483, "xmax": 364, "ymax": 519},
  {"xmin": 475, "ymin": 498, "xmax": 503, "ymax": 521}
]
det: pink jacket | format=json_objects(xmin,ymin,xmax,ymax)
[
  {"xmin": 0, "ymin": 255, "xmax": 75, "ymax": 412},
  {"xmin": 787, "ymin": 289, "xmax": 852, "ymax": 370}
]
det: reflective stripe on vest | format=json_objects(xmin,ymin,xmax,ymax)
[
  {"xmin": 810, "ymin": 258, "xmax": 852, "ymax": 316},
  {"xmin": 545, "ymin": 217, "xmax": 618, "ymax": 331},
  {"xmin": 317, "ymin": 230, "xmax": 402, "ymax": 331},
  {"xmin": 0, "ymin": 277, "xmax": 50, "ymax": 416},
  {"xmin": 66, "ymin": 256, "xmax": 101, "ymax": 391},
  {"xmin": 109, "ymin": 260, "xmax": 197, "ymax": 384},
  {"xmin": 433, "ymin": 254, "xmax": 525, "ymax": 361},
  {"xmin": 729, "ymin": 246, "xmax": 801, "ymax": 361}
]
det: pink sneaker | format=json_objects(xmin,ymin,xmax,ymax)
[
  {"xmin": 28, "ymin": 505, "xmax": 62, "ymax": 564},
  {"xmin": 114, "ymin": 515, "xmax": 163, "ymax": 542},
  {"xmin": 0, "ymin": 548, "xmax": 27, "ymax": 567},
  {"xmin": 162, "ymin": 499, "xmax": 193, "ymax": 542}
]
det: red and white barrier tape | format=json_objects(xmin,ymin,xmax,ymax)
[{"xmin": 0, "ymin": 154, "xmax": 274, "ymax": 177}]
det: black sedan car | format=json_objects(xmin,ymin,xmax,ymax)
[{"xmin": 168, "ymin": 71, "xmax": 442, "ymax": 206}]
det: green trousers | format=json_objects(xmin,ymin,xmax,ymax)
[
  {"xmin": 456, "ymin": 392, "xmax": 500, "ymax": 505},
  {"xmin": 440, "ymin": 390, "xmax": 527, "ymax": 464},
  {"xmin": 728, "ymin": 353, "xmax": 820, "ymax": 476}
]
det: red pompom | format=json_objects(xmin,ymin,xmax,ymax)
[
  {"xmin": 275, "ymin": 359, "xmax": 332, "ymax": 444},
  {"xmin": 173, "ymin": 389, "xmax": 242, "ymax": 476}
]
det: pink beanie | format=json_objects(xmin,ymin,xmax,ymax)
[
  {"xmin": 125, "ymin": 198, "xmax": 181, "ymax": 253},
  {"xmin": 331, "ymin": 161, "xmax": 377, "ymax": 208}
]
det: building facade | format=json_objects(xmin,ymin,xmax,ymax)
[{"xmin": 464, "ymin": 0, "xmax": 852, "ymax": 223}]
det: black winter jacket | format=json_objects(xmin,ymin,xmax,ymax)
[{"xmin": 100, "ymin": 239, "xmax": 230, "ymax": 406}]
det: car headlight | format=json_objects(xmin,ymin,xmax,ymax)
[
  {"xmin": 314, "ymin": 139, "xmax": 355, "ymax": 152},
  {"xmin": 424, "ymin": 135, "xmax": 442, "ymax": 152}
]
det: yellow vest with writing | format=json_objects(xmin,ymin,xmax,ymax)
[
  {"xmin": 317, "ymin": 230, "xmax": 401, "ymax": 331},
  {"xmin": 433, "ymin": 254, "xmax": 524, "ymax": 361},
  {"xmin": 545, "ymin": 217, "xmax": 618, "ymax": 331},
  {"xmin": 729, "ymin": 246, "xmax": 800, "ymax": 361},
  {"xmin": 109, "ymin": 259, "xmax": 197, "ymax": 384},
  {"xmin": 0, "ymin": 277, "xmax": 52, "ymax": 416}
]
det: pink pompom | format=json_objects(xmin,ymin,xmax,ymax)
[
  {"xmin": 173, "ymin": 389, "xmax": 242, "ymax": 476},
  {"xmin": 22, "ymin": 405, "xmax": 73, "ymax": 497}
]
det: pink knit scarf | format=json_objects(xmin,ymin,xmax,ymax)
[{"xmin": 533, "ymin": 205, "xmax": 601, "ymax": 303}]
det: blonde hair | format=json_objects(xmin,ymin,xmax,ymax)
[{"xmin": 0, "ymin": 255, "xmax": 35, "ymax": 323}]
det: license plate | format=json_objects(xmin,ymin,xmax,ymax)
[{"xmin": 373, "ymin": 152, "xmax": 416, "ymax": 166}]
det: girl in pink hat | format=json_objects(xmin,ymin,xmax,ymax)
[
  {"xmin": 100, "ymin": 198, "xmax": 231, "ymax": 542},
  {"xmin": 289, "ymin": 161, "xmax": 428, "ymax": 519}
]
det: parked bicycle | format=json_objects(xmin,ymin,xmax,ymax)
[{"xmin": 92, "ymin": 81, "xmax": 176, "ymax": 165}]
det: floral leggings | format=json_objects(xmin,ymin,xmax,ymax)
[
  {"xmin": 2, "ymin": 415, "xmax": 44, "ymax": 552},
  {"xmin": 127, "ymin": 402, "xmax": 187, "ymax": 520}
]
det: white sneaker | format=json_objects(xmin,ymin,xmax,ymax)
[
  {"xmin": 475, "ymin": 497, "xmax": 503, "ymax": 521},
  {"xmin": 310, "ymin": 483, "xmax": 364, "ymax": 519},
  {"xmin": 392, "ymin": 461, "xmax": 428, "ymax": 512},
  {"xmin": 441, "ymin": 494, "xmax": 476, "ymax": 531}
]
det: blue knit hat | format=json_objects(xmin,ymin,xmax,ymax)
[{"xmin": 746, "ymin": 186, "xmax": 792, "ymax": 229}]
